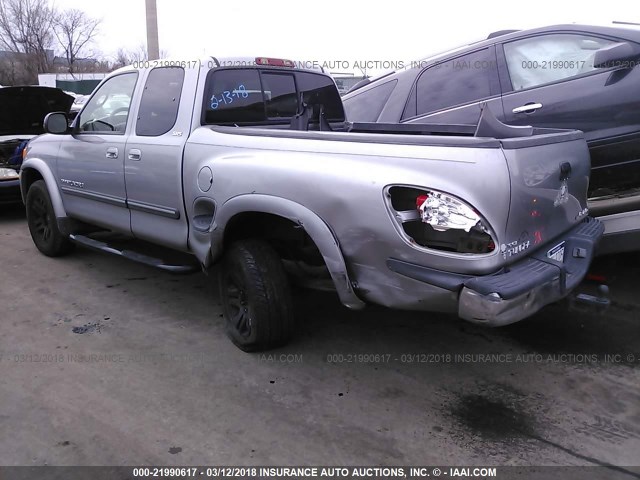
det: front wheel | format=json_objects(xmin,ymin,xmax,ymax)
[
  {"xmin": 219, "ymin": 239, "xmax": 295, "ymax": 351},
  {"xmin": 26, "ymin": 180, "xmax": 74, "ymax": 257}
]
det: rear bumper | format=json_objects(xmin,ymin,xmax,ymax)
[
  {"xmin": 459, "ymin": 217, "xmax": 604, "ymax": 326},
  {"xmin": 387, "ymin": 217, "xmax": 604, "ymax": 327}
]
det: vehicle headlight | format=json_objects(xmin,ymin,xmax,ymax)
[{"xmin": 0, "ymin": 167, "xmax": 19, "ymax": 180}]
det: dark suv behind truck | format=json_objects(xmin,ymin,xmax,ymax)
[{"xmin": 343, "ymin": 24, "xmax": 640, "ymax": 254}]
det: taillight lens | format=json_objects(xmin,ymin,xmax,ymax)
[
  {"xmin": 416, "ymin": 190, "xmax": 482, "ymax": 233},
  {"xmin": 387, "ymin": 186, "xmax": 496, "ymax": 254}
]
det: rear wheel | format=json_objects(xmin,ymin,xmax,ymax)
[
  {"xmin": 26, "ymin": 180, "xmax": 74, "ymax": 257},
  {"xmin": 219, "ymin": 239, "xmax": 295, "ymax": 351}
]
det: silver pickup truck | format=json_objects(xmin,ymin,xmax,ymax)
[{"xmin": 20, "ymin": 57, "xmax": 603, "ymax": 351}]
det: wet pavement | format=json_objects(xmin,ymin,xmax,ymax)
[{"xmin": 1, "ymin": 205, "xmax": 639, "ymax": 475}]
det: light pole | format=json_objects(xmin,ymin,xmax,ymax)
[{"xmin": 145, "ymin": 0, "xmax": 160, "ymax": 60}]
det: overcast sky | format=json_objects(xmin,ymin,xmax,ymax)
[{"xmin": 55, "ymin": 0, "xmax": 638, "ymax": 75}]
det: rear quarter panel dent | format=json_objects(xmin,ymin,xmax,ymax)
[{"xmin": 206, "ymin": 194, "xmax": 366, "ymax": 310}]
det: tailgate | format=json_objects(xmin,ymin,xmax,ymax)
[{"xmin": 499, "ymin": 130, "xmax": 591, "ymax": 262}]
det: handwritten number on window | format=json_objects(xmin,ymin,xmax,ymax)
[{"xmin": 210, "ymin": 84, "xmax": 250, "ymax": 110}]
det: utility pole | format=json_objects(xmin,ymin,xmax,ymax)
[{"xmin": 145, "ymin": 0, "xmax": 160, "ymax": 60}]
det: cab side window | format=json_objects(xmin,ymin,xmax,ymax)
[
  {"xmin": 411, "ymin": 49, "xmax": 493, "ymax": 118},
  {"xmin": 78, "ymin": 73, "xmax": 138, "ymax": 134},
  {"xmin": 503, "ymin": 34, "xmax": 617, "ymax": 91},
  {"xmin": 136, "ymin": 67, "xmax": 185, "ymax": 136}
]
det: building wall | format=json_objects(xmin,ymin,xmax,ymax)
[{"xmin": 38, "ymin": 73, "xmax": 106, "ymax": 94}]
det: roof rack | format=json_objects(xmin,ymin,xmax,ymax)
[
  {"xmin": 612, "ymin": 21, "xmax": 640, "ymax": 26},
  {"xmin": 487, "ymin": 29, "xmax": 520, "ymax": 39}
]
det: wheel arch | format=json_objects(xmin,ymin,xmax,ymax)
[
  {"xmin": 210, "ymin": 195, "xmax": 365, "ymax": 310},
  {"xmin": 20, "ymin": 159, "xmax": 67, "ymax": 219}
]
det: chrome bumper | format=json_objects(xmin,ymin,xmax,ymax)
[{"xmin": 458, "ymin": 217, "xmax": 604, "ymax": 326}]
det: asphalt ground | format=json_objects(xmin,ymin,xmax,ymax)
[{"xmin": 1, "ymin": 205, "xmax": 639, "ymax": 478}]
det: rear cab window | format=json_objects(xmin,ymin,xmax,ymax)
[{"xmin": 202, "ymin": 68, "xmax": 345, "ymax": 125}]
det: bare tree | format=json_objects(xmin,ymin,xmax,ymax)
[
  {"xmin": 0, "ymin": 0, "xmax": 55, "ymax": 83},
  {"xmin": 0, "ymin": 53, "xmax": 30, "ymax": 85},
  {"xmin": 91, "ymin": 58, "xmax": 112, "ymax": 73},
  {"xmin": 111, "ymin": 45, "xmax": 146, "ymax": 70},
  {"xmin": 111, "ymin": 44, "xmax": 168, "ymax": 70},
  {"xmin": 53, "ymin": 8, "xmax": 100, "ymax": 75},
  {"xmin": 112, "ymin": 48, "xmax": 131, "ymax": 70}
]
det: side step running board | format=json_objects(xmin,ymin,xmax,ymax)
[{"xmin": 69, "ymin": 234, "xmax": 200, "ymax": 274}]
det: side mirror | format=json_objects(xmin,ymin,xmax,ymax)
[
  {"xmin": 593, "ymin": 41, "xmax": 640, "ymax": 68},
  {"xmin": 43, "ymin": 112, "xmax": 69, "ymax": 134}
]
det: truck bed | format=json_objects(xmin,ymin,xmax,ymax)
[{"xmin": 210, "ymin": 123, "xmax": 584, "ymax": 150}]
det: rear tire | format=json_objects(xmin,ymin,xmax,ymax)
[
  {"xmin": 26, "ymin": 180, "xmax": 74, "ymax": 257},
  {"xmin": 219, "ymin": 239, "xmax": 295, "ymax": 351}
]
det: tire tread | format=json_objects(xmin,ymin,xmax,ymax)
[
  {"xmin": 26, "ymin": 180, "xmax": 74, "ymax": 257},
  {"xmin": 220, "ymin": 239, "xmax": 294, "ymax": 351}
]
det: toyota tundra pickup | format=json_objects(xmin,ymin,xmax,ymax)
[{"xmin": 20, "ymin": 57, "xmax": 604, "ymax": 351}]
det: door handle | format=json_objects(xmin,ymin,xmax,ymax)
[
  {"xmin": 105, "ymin": 147, "xmax": 119, "ymax": 159},
  {"xmin": 512, "ymin": 103, "xmax": 543, "ymax": 114},
  {"xmin": 128, "ymin": 149, "xmax": 142, "ymax": 161}
]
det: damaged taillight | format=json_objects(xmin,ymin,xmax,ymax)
[
  {"xmin": 387, "ymin": 186, "xmax": 496, "ymax": 254},
  {"xmin": 416, "ymin": 190, "xmax": 482, "ymax": 233},
  {"xmin": 415, "ymin": 194, "xmax": 429, "ymax": 209}
]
